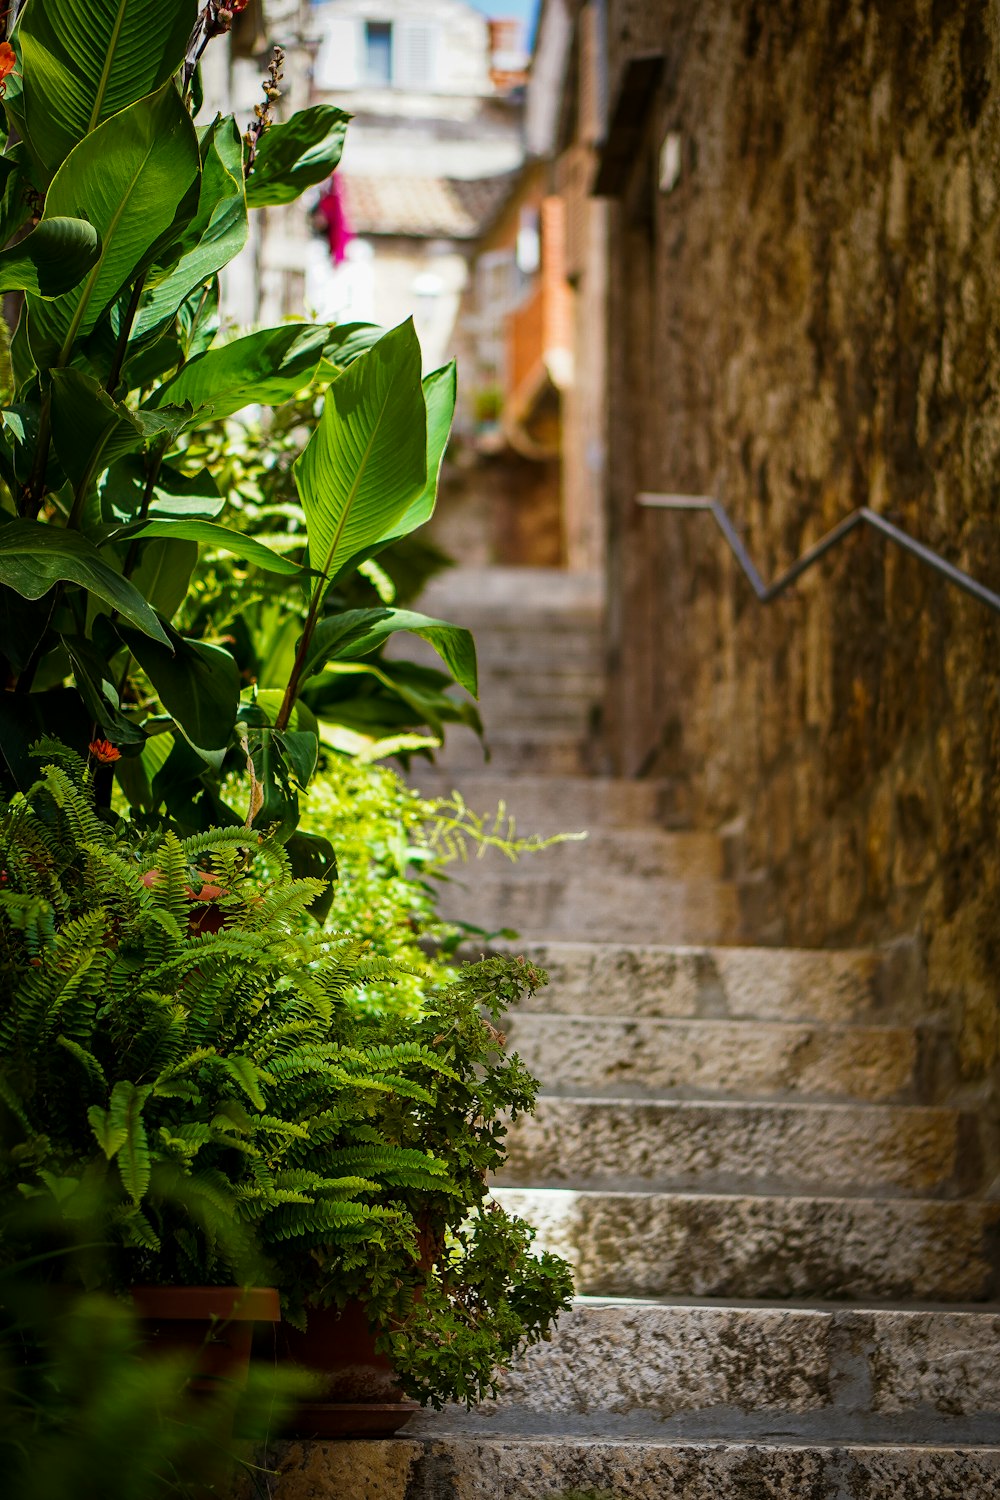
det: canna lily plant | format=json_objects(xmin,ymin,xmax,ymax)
[{"xmin": 0, "ymin": 0, "xmax": 476, "ymax": 900}]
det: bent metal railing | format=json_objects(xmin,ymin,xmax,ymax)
[{"xmin": 637, "ymin": 492, "xmax": 1000, "ymax": 617}]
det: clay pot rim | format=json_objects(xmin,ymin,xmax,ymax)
[{"xmin": 130, "ymin": 1285, "xmax": 281, "ymax": 1322}]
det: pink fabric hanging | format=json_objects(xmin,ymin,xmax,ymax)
[{"xmin": 316, "ymin": 176, "xmax": 354, "ymax": 265}]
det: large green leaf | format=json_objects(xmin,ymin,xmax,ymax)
[
  {"xmin": 148, "ymin": 323, "xmax": 328, "ymax": 422},
  {"xmin": 26, "ymin": 84, "xmax": 201, "ymax": 365},
  {"xmin": 50, "ymin": 368, "xmax": 144, "ymax": 495},
  {"xmin": 12, "ymin": 0, "xmax": 198, "ymax": 180},
  {"xmin": 245, "ymin": 105, "xmax": 350, "ymax": 207},
  {"xmin": 294, "ymin": 321, "xmax": 426, "ymax": 603},
  {"xmin": 376, "ymin": 362, "xmax": 456, "ymax": 549},
  {"xmin": 121, "ymin": 519, "xmax": 302, "ymax": 576},
  {"xmin": 119, "ymin": 621, "xmax": 240, "ymax": 764},
  {"xmin": 134, "ymin": 117, "xmax": 248, "ymax": 341},
  {"xmin": 304, "ymin": 606, "xmax": 477, "ymax": 697},
  {"xmin": 61, "ymin": 633, "xmax": 146, "ymax": 746},
  {"xmin": 322, "ymin": 322, "xmax": 384, "ymax": 371},
  {"xmin": 0, "ymin": 519, "xmax": 169, "ymax": 643},
  {"xmin": 129, "ymin": 536, "xmax": 198, "ymax": 622},
  {"xmin": 0, "ymin": 218, "xmax": 100, "ymax": 298}
]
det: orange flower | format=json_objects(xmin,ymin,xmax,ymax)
[{"xmin": 88, "ymin": 739, "xmax": 121, "ymax": 765}]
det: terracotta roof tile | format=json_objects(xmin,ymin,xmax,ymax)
[{"xmin": 341, "ymin": 172, "xmax": 517, "ymax": 239}]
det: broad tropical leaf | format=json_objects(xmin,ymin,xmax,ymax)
[
  {"xmin": 0, "ymin": 217, "xmax": 100, "ymax": 297},
  {"xmin": 121, "ymin": 519, "xmax": 302, "ymax": 576},
  {"xmin": 0, "ymin": 520, "xmax": 169, "ymax": 643},
  {"xmin": 62, "ymin": 633, "xmax": 146, "ymax": 746},
  {"xmin": 245, "ymin": 105, "xmax": 350, "ymax": 207},
  {"xmin": 11, "ymin": 0, "xmax": 198, "ymax": 180},
  {"xmin": 118, "ymin": 621, "xmax": 240, "ymax": 764},
  {"xmin": 376, "ymin": 361, "xmax": 456, "ymax": 548},
  {"xmin": 50, "ymin": 368, "xmax": 144, "ymax": 495},
  {"xmin": 128, "ymin": 537, "xmax": 198, "ymax": 621},
  {"xmin": 26, "ymin": 84, "xmax": 201, "ymax": 364},
  {"xmin": 294, "ymin": 321, "xmax": 426, "ymax": 603},
  {"xmin": 134, "ymin": 117, "xmax": 248, "ymax": 341},
  {"xmin": 148, "ymin": 323, "xmax": 328, "ymax": 422},
  {"xmin": 303, "ymin": 606, "xmax": 477, "ymax": 696}
]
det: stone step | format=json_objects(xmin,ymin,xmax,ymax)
[
  {"xmin": 493, "ymin": 1187, "xmax": 1000, "ymax": 1302},
  {"xmin": 432, "ymin": 725, "xmax": 592, "ymax": 776},
  {"xmin": 465, "ymin": 830, "xmax": 725, "ymax": 884},
  {"xmin": 504, "ymin": 1013, "xmax": 921, "ymax": 1102},
  {"xmin": 402, "ymin": 1298, "xmax": 1000, "ymax": 1443},
  {"xmin": 502, "ymin": 940, "xmax": 909, "ymax": 1024},
  {"xmin": 410, "ymin": 771, "xmax": 679, "ymax": 831},
  {"xmin": 253, "ymin": 1436, "xmax": 1000, "ymax": 1498},
  {"xmin": 499, "ymin": 1097, "xmax": 975, "ymax": 1198},
  {"xmin": 416, "ymin": 564, "xmax": 603, "ymax": 617},
  {"xmin": 437, "ymin": 872, "xmax": 743, "ymax": 945},
  {"xmin": 476, "ymin": 665, "xmax": 603, "ymax": 697}
]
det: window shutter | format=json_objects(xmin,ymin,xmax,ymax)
[{"xmin": 395, "ymin": 22, "xmax": 437, "ymax": 90}]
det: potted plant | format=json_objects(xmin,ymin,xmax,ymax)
[
  {"xmin": 0, "ymin": 745, "xmax": 449, "ymax": 1388},
  {"xmin": 268, "ymin": 955, "xmax": 575, "ymax": 1431}
]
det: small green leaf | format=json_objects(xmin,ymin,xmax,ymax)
[
  {"xmin": 0, "ymin": 520, "xmax": 169, "ymax": 644},
  {"xmin": 0, "ymin": 217, "xmax": 100, "ymax": 297},
  {"xmin": 122, "ymin": 519, "xmax": 302, "ymax": 575},
  {"xmin": 148, "ymin": 323, "xmax": 328, "ymax": 421},
  {"xmin": 303, "ymin": 606, "xmax": 477, "ymax": 696},
  {"xmin": 277, "ymin": 729, "xmax": 319, "ymax": 788},
  {"xmin": 246, "ymin": 105, "xmax": 350, "ymax": 207}
]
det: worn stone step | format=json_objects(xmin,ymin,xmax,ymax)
[
  {"xmin": 416, "ymin": 564, "xmax": 603, "ymax": 615},
  {"xmin": 410, "ymin": 772, "xmax": 679, "ymax": 831},
  {"xmin": 504, "ymin": 1013, "xmax": 921, "ymax": 1102},
  {"xmin": 501, "ymin": 940, "xmax": 908, "ymax": 1023},
  {"xmin": 404, "ymin": 1299, "xmax": 1000, "ymax": 1443},
  {"xmin": 432, "ymin": 726, "xmax": 592, "ymax": 776},
  {"xmin": 249, "ymin": 1436, "xmax": 1000, "ymax": 1499},
  {"xmin": 493, "ymin": 1187, "xmax": 1000, "ymax": 1302},
  {"xmin": 465, "ymin": 830, "xmax": 724, "ymax": 884},
  {"xmin": 499, "ymin": 1097, "xmax": 975, "ymax": 1197},
  {"xmin": 477, "ymin": 664, "xmax": 603, "ymax": 696},
  {"xmin": 437, "ymin": 872, "xmax": 743, "ymax": 945}
]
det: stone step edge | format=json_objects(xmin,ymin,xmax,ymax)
[
  {"xmin": 492, "ymin": 1183, "xmax": 1000, "ymax": 1219},
  {"xmin": 247, "ymin": 1436, "xmax": 1000, "ymax": 1500}
]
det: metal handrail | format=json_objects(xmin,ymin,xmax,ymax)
[{"xmin": 637, "ymin": 492, "xmax": 1000, "ymax": 617}]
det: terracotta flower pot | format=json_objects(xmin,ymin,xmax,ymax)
[
  {"xmin": 131, "ymin": 1285, "xmax": 280, "ymax": 1394},
  {"xmin": 278, "ymin": 1299, "xmax": 418, "ymax": 1438}
]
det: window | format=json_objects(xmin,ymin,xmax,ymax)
[{"xmin": 364, "ymin": 21, "xmax": 393, "ymax": 88}]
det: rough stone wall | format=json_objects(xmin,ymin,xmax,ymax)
[{"xmin": 602, "ymin": 0, "xmax": 1000, "ymax": 1130}]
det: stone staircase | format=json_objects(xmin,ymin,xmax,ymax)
[{"xmin": 267, "ymin": 568, "xmax": 1000, "ymax": 1497}]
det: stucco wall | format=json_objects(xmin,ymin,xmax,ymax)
[{"xmin": 601, "ymin": 0, "xmax": 1000, "ymax": 1129}]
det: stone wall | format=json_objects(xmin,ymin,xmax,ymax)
[{"xmin": 600, "ymin": 0, "xmax": 1000, "ymax": 1133}]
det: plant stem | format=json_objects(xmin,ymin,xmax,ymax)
[
  {"xmin": 275, "ymin": 582, "xmax": 323, "ymax": 732},
  {"xmin": 106, "ymin": 274, "xmax": 146, "ymax": 394},
  {"xmin": 20, "ymin": 391, "xmax": 52, "ymax": 519}
]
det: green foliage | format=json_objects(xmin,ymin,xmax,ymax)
[
  {"xmin": 0, "ymin": 3, "xmax": 472, "ymax": 871},
  {"xmin": 290, "ymin": 756, "xmax": 583, "ymax": 1015},
  {"xmin": 283, "ymin": 957, "xmax": 575, "ymax": 1408},
  {"xmin": 0, "ymin": 753, "xmax": 448, "ymax": 1289},
  {"xmin": 0, "ymin": 1252, "xmax": 308, "ymax": 1500}
]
